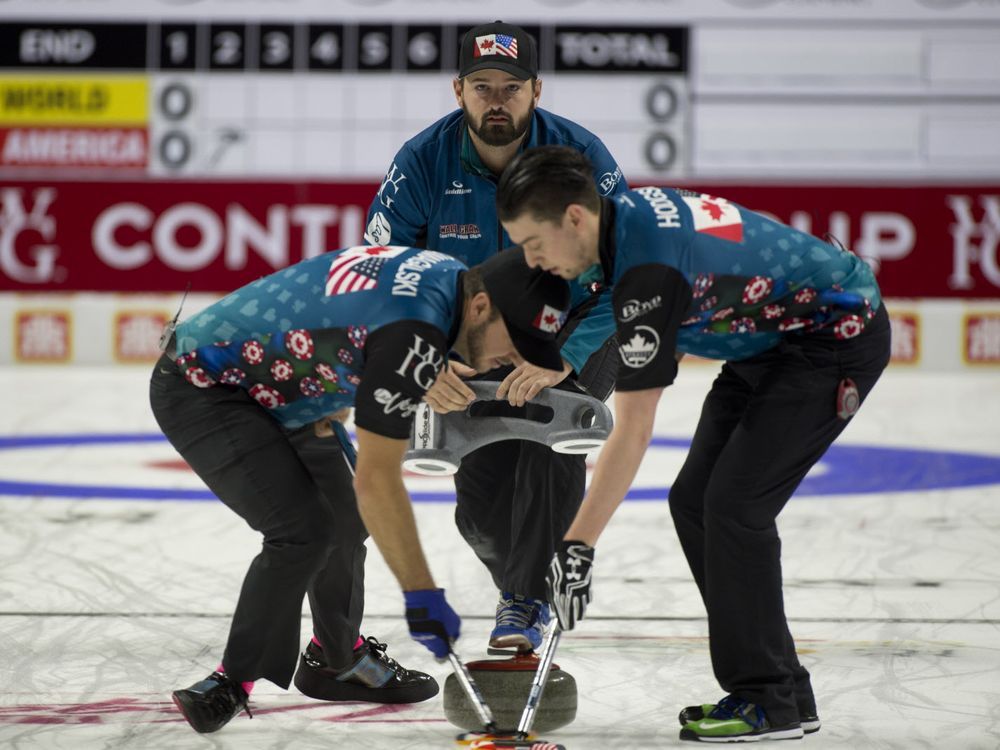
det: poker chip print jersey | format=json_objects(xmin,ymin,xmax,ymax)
[{"xmin": 171, "ymin": 246, "xmax": 463, "ymax": 430}]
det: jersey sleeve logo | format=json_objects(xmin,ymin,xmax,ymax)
[
  {"xmin": 365, "ymin": 212, "xmax": 392, "ymax": 245},
  {"xmin": 619, "ymin": 325, "xmax": 660, "ymax": 368},
  {"xmin": 681, "ymin": 193, "xmax": 744, "ymax": 242},
  {"xmin": 325, "ymin": 245, "xmax": 407, "ymax": 295},
  {"xmin": 598, "ymin": 166, "xmax": 623, "ymax": 195},
  {"xmin": 395, "ymin": 333, "xmax": 445, "ymax": 390}
]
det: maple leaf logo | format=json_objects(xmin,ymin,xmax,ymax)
[
  {"xmin": 532, "ymin": 304, "xmax": 565, "ymax": 332},
  {"xmin": 701, "ymin": 199, "xmax": 725, "ymax": 221},
  {"xmin": 480, "ymin": 39, "xmax": 494, "ymax": 51},
  {"xmin": 624, "ymin": 333, "xmax": 655, "ymax": 352}
]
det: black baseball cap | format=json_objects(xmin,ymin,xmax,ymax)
[
  {"xmin": 458, "ymin": 21, "xmax": 538, "ymax": 80},
  {"xmin": 478, "ymin": 246, "xmax": 570, "ymax": 371}
]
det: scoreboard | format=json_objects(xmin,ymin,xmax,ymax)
[
  {"xmin": 1, "ymin": 7, "xmax": 998, "ymax": 367},
  {"xmin": 0, "ymin": 20, "xmax": 690, "ymax": 178}
]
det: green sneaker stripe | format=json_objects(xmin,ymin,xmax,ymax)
[{"xmin": 690, "ymin": 718, "xmax": 754, "ymax": 736}]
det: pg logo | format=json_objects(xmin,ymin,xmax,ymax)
[
  {"xmin": 947, "ymin": 195, "xmax": 1000, "ymax": 291},
  {"xmin": 0, "ymin": 187, "xmax": 60, "ymax": 284}
]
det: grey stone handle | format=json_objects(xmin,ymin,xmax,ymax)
[{"xmin": 404, "ymin": 381, "xmax": 613, "ymax": 476}]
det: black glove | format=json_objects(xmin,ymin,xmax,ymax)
[{"xmin": 546, "ymin": 540, "xmax": 595, "ymax": 631}]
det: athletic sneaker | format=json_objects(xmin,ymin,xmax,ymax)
[
  {"xmin": 172, "ymin": 671, "xmax": 252, "ymax": 733},
  {"xmin": 679, "ymin": 697, "xmax": 821, "ymax": 734},
  {"xmin": 488, "ymin": 591, "xmax": 551, "ymax": 652},
  {"xmin": 679, "ymin": 695, "xmax": 804, "ymax": 742},
  {"xmin": 293, "ymin": 635, "xmax": 439, "ymax": 703}
]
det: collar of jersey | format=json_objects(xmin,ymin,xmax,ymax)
[
  {"xmin": 460, "ymin": 114, "xmax": 538, "ymax": 179},
  {"xmin": 448, "ymin": 271, "xmax": 465, "ymax": 347},
  {"xmin": 596, "ymin": 196, "xmax": 617, "ymax": 285}
]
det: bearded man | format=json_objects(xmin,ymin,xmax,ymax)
[{"xmin": 362, "ymin": 21, "xmax": 626, "ymax": 654}]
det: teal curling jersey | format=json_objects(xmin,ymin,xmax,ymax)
[
  {"xmin": 172, "ymin": 246, "xmax": 463, "ymax": 429},
  {"xmin": 609, "ymin": 187, "xmax": 882, "ymax": 362}
]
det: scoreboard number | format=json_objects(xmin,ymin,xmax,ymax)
[
  {"xmin": 262, "ymin": 30, "xmax": 291, "ymax": 66},
  {"xmin": 212, "ymin": 31, "xmax": 242, "ymax": 67},
  {"xmin": 158, "ymin": 24, "xmax": 196, "ymax": 70},
  {"xmin": 159, "ymin": 82, "xmax": 192, "ymax": 121},
  {"xmin": 164, "ymin": 31, "xmax": 190, "ymax": 66},
  {"xmin": 159, "ymin": 130, "xmax": 192, "ymax": 168},
  {"xmin": 310, "ymin": 30, "xmax": 341, "ymax": 67}
]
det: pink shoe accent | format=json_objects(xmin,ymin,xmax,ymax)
[
  {"xmin": 308, "ymin": 635, "xmax": 364, "ymax": 651},
  {"xmin": 215, "ymin": 663, "xmax": 255, "ymax": 696},
  {"xmin": 312, "ymin": 635, "xmax": 363, "ymax": 650}
]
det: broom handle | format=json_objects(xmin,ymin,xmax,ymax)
[
  {"xmin": 332, "ymin": 421, "xmax": 358, "ymax": 474},
  {"xmin": 516, "ymin": 623, "xmax": 562, "ymax": 738},
  {"xmin": 448, "ymin": 650, "xmax": 497, "ymax": 733}
]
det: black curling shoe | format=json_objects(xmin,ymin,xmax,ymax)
[
  {"xmin": 294, "ymin": 635, "xmax": 439, "ymax": 703},
  {"xmin": 172, "ymin": 671, "xmax": 251, "ymax": 733}
]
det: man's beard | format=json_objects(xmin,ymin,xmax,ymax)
[
  {"xmin": 463, "ymin": 319, "xmax": 489, "ymax": 371},
  {"xmin": 464, "ymin": 100, "xmax": 534, "ymax": 147}
]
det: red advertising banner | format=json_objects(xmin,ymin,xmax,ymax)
[{"xmin": 1, "ymin": 180, "xmax": 998, "ymax": 297}]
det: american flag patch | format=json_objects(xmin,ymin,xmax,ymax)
[
  {"xmin": 325, "ymin": 246, "xmax": 406, "ymax": 296},
  {"xmin": 474, "ymin": 33, "xmax": 518, "ymax": 58}
]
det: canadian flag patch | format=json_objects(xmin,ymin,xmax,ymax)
[
  {"xmin": 532, "ymin": 304, "xmax": 566, "ymax": 333},
  {"xmin": 681, "ymin": 193, "xmax": 743, "ymax": 243}
]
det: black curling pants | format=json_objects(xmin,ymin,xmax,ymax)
[
  {"xmin": 454, "ymin": 336, "xmax": 619, "ymax": 602},
  {"xmin": 149, "ymin": 355, "xmax": 366, "ymax": 688},
  {"xmin": 668, "ymin": 306, "xmax": 891, "ymax": 726}
]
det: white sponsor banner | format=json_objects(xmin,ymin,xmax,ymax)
[{"xmin": 3, "ymin": 293, "xmax": 998, "ymax": 369}]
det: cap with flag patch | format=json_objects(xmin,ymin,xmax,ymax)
[
  {"xmin": 478, "ymin": 246, "xmax": 570, "ymax": 371},
  {"xmin": 459, "ymin": 21, "xmax": 538, "ymax": 80}
]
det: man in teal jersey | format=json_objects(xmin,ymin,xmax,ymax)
[
  {"xmin": 366, "ymin": 20, "xmax": 626, "ymax": 654},
  {"xmin": 498, "ymin": 146, "xmax": 891, "ymax": 743},
  {"xmin": 150, "ymin": 246, "xmax": 570, "ymax": 733}
]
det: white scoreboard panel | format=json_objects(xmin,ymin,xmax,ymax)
[
  {"xmin": 3, "ymin": 3, "xmax": 999, "ymax": 183},
  {"xmin": 0, "ymin": 21, "xmax": 689, "ymax": 179}
]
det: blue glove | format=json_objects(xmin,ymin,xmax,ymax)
[{"xmin": 404, "ymin": 588, "xmax": 461, "ymax": 658}]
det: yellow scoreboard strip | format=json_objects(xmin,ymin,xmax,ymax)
[{"xmin": 0, "ymin": 75, "xmax": 147, "ymax": 126}]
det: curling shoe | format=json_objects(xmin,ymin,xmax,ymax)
[
  {"xmin": 489, "ymin": 591, "xmax": 551, "ymax": 653},
  {"xmin": 680, "ymin": 695, "xmax": 804, "ymax": 742},
  {"xmin": 679, "ymin": 695, "xmax": 821, "ymax": 735},
  {"xmin": 172, "ymin": 671, "xmax": 251, "ymax": 733},
  {"xmin": 294, "ymin": 635, "xmax": 438, "ymax": 703}
]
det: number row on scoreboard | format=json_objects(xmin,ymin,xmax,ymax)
[
  {"xmin": 0, "ymin": 22, "xmax": 688, "ymax": 74},
  {"xmin": 157, "ymin": 24, "xmax": 444, "ymax": 72},
  {"xmin": 0, "ymin": 23, "xmax": 438, "ymax": 72}
]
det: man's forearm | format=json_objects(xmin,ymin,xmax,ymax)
[
  {"xmin": 355, "ymin": 476, "xmax": 436, "ymax": 591},
  {"xmin": 564, "ymin": 388, "xmax": 661, "ymax": 546}
]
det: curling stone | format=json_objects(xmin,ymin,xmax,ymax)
[{"xmin": 443, "ymin": 653, "xmax": 577, "ymax": 733}]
